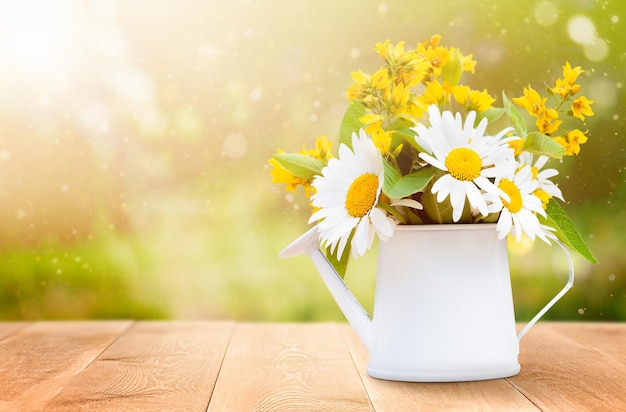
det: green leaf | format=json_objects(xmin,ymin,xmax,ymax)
[
  {"xmin": 442, "ymin": 47, "xmax": 463, "ymax": 87},
  {"xmin": 420, "ymin": 186, "xmax": 461, "ymax": 223},
  {"xmin": 502, "ymin": 92, "xmax": 527, "ymax": 137},
  {"xmin": 393, "ymin": 128, "xmax": 417, "ymax": 140},
  {"xmin": 389, "ymin": 117, "xmax": 416, "ymax": 130},
  {"xmin": 382, "ymin": 159, "xmax": 401, "ymax": 194},
  {"xmin": 338, "ymin": 101, "xmax": 365, "ymax": 150},
  {"xmin": 419, "ymin": 172, "xmax": 472, "ymax": 223},
  {"xmin": 522, "ymin": 132, "xmax": 566, "ymax": 159},
  {"xmin": 476, "ymin": 107, "xmax": 504, "ymax": 124},
  {"xmin": 326, "ymin": 241, "xmax": 351, "ymax": 279},
  {"xmin": 393, "ymin": 129, "xmax": 424, "ymax": 152},
  {"xmin": 383, "ymin": 161, "xmax": 434, "ymax": 198},
  {"xmin": 272, "ymin": 153, "xmax": 325, "ymax": 179},
  {"xmin": 387, "ymin": 116, "xmax": 417, "ymax": 148},
  {"xmin": 541, "ymin": 200, "xmax": 598, "ymax": 264}
]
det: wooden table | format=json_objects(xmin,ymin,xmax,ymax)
[{"xmin": 0, "ymin": 322, "xmax": 623, "ymax": 411}]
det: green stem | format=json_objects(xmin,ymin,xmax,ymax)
[{"xmin": 377, "ymin": 202, "xmax": 409, "ymax": 224}]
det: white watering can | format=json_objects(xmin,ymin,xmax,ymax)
[{"xmin": 280, "ymin": 223, "xmax": 574, "ymax": 382}]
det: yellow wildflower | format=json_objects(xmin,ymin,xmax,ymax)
[
  {"xmin": 390, "ymin": 81, "xmax": 404, "ymax": 106},
  {"xmin": 551, "ymin": 78, "xmax": 574, "ymax": 98},
  {"xmin": 418, "ymin": 79, "xmax": 448, "ymax": 107},
  {"xmin": 428, "ymin": 47, "xmax": 450, "ymax": 79},
  {"xmin": 452, "ymin": 85, "xmax": 495, "ymax": 112},
  {"xmin": 269, "ymin": 149, "xmax": 314, "ymax": 196},
  {"xmin": 374, "ymin": 39, "xmax": 398, "ymax": 61},
  {"xmin": 508, "ymin": 138, "xmax": 524, "ymax": 156},
  {"xmin": 371, "ymin": 128, "xmax": 393, "ymax": 156},
  {"xmin": 375, "ymin": 40, "xmax": 417, "ymax": 72},
  {"xmin": 551, "ymin": 62, "xmax": 583, "ymax": 97},
  {"xmin": 375, "ymin": 39, "xmax": 430, "ymax": 86},
  {"xmin": 553, "ymin": 129, "xmax": 588, "ymax": 155},
  {"xmin": 416, "ymin": 35, "xmax": 450, "ymax": 79},
  {"xmin": 407, "ymin": 96, "xmax": 426, "ymax": 119},
  {"xmin": 536, "ymin": 108, "xmax": 562, "ymax": 135},
  {"xmin": 269, "ymin": 136, "xmax": 333, "ymax": 198},
  {"xmin": 402, "ymin": 59, "xmax": 431, "ymax": 88},
  {"xmin": 566, "ymin": 129, "xmax": 589, "ymax": 155},
  {"xmin": 375, "ymin": 40, "xmax": 410, "ymax": 71},
  {"xmin": 513, "ymin": 85, "xmax": 547, "ymax": 117},
  {"xmin": 562, "ymin": 61, "xmax": 584, "ymax": 86},
  {"xmin": 305, "ymin": 135, "xmax": 334, "ymax": 161},
  {"xmin": 534, "ymin": 188, "xmax": 552, "ymax": 210},
  {"xmin": 347, "ymin": 67, "xmax": 394, "ymax": 112},
  {"xmin": 571, "ymin": 96, "xmax": 594, "ymax": 121},
  {"xmin": 347, "ymin": 70, "xmax": 371, "ymax": 101},
  {"xmin": 371, "ymin": 67, "xmax": 393, "ymax": 90},
  {"xmin": 428, "ymin": 34, "xmax": 442, "ymax": 47},
  {"xmin": 389, "ymin": 82, "xmax": 410, "ymax": 113},
  {"xmin": 461, "ymin": 53, "xmax": 477, "ymax": 73},
  {"xmin": 359, "ymin": 113, "xmax": 385, "ymax": 134}
]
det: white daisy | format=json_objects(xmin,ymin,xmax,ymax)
[
  {"xmin": 413, "ymin": 105, "xmax": 517, "ymax": 222},
  {"xmin": 309, "ymin": 130, "xmax": 395, "ymax": 259},
  {"xmin": 487, "ymin": 163, "xmax": 554, "ymax": 243},
  {"xmin": 517, "ymin": 152, "xmax": 564, "ymax": 201}
]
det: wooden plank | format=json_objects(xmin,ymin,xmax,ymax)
[
  {"xmin": 0, "ymin": 321, "xmax": 621, "ymax": 411},
  {"xmin": 0, "ymin": 322, "xmax": 29, "ymax": 340},
  {"xmin": 342, "ymin": 324, "xmax": 539, "ymax": 412},
  {"xmin": 0, "ymin": 321, "xmax": 131, "ymax": 412},
  {"xmin": 509, "ymin": 322, "xmax": 626, "ymax": 411},
  {"xmin": 208, "ymin": 323, "xmax": 373, "ymax": 411},
  {"xmin": 46, "ymin": 321, "xmax": 235, "ymax": 411},
  {"xmin": 547, "ymin": 321, "xmax": 625, "ymax": 362}
]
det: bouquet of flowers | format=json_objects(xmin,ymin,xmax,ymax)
[{"xmin": 269, "ymin": 35, "xmax": 596, "ymax": 274}]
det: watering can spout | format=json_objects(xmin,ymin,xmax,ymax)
[
  {"xmin": 278, "ymin": 226, "xmax": 320, "ymax": 259},
  {"xmin": 280, "ymin": 226, "xmax": 374, "ymax": 351}
]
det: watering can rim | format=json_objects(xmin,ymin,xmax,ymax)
[{"xmin": 392, "ymin": 223, "xmax": 498, "ymax": 232}]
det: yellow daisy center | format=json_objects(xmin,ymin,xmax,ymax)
[
  {"xmin": 498, "ymin": 178, "xmax": 523, "ymax": 213},
  {"xmin": 345, "ymin": 173, "xmax": 379, "ymax": 218},
  {"xmin": 445, "ymin": 148, "xmax": 482, "ymax": 181}
]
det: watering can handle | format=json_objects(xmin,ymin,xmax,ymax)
[{"xmin": 517, "ymin": 240, "xmax": 574, "ymax": 341}]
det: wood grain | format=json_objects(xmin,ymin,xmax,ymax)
[
  {"xmin": 509, "ymin": 322, "xmax": 626, "ymax": 411},
  {"xmin": 341, "ymin": 324, "xmax": 539, "ymax": 412},
  {"xmin": 0, "ymin": 321, "xmax": 131, "ymax": 412},
  {"xmin": 548, "ymin": 321, "xmax": 625, "ymax": 362},
  {"xmin": 208, "ymin": 323, "xmax": 373, "ymax": 412},
  {"xmin": 46, "ymin": 321, "xmax": 235, "ymax": 411},
  {"xmin": 0, "ymin": 322, "xmax": 26, "ymax": 340},
  {"xmin": 0, "ymin": 321, "xmax": 623, "ymax": 411}
]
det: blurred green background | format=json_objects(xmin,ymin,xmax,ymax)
[{"xmin": 0, "ymin": 0, "xmax": 623, "ymax": 321}]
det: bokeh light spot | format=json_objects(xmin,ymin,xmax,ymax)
[
  {"xmin": 534, "ymin": 1, "xmax": 559, "ymax": 26},
  {"xmin": 175, "ymin": 109, "xmax": 203, "ymax": 137},
  {"xmin": 584, "ymin": 37, "xmax": 609, "ymax": 62},
  {"xmin": 588, "ymin": 78, "xmax": 618, "ymax": 110},
  {"xmin": 567, "ymin": 15, "xmax": 597, "ymax": 45},
  {"xmin": 249, "ymin": 86, "xmax": 263, "ymax": 102},
  {"xmin": 222, "ymin": 133, "xmax": 248, "ymax": 159}
]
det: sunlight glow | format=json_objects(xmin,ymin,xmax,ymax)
[{"xmin": 0, "ymin": 0, "xmax": 81, "ymax": 81}]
